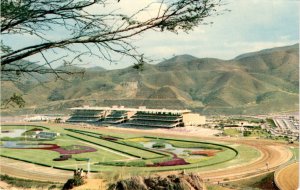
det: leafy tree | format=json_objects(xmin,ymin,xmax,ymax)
[
  {"xmin": 1, "ymin": 0, "xmax": 224, "ymax": 80},
  {"xmin": 243, "ymin": 131, "xmax": 252, "ymax": 137}
]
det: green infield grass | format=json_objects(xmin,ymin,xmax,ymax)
[{"xmin": 0, "ymin": 124, "xmax": 262, "ymax": 173}]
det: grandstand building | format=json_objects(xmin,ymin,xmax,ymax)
[
  {"xmin": 67, "ymin": 107, "xmax": 108, "ymax": 123},
  {"xmin": 67, "ymin": 106, "xmax": 205, "ymax": 128},
  {"xmin": 103, "ymin": 110, "xmax": 128, "ymax": 124}
]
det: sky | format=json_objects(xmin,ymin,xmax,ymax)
[
  {"xmin": 133, "ymin": 0, "xmax": 299, "ymax": 64},
  {"xmin": 3, "ymin": 0, "xmax": 299, "ymax": 70}
]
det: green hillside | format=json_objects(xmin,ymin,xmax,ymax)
[{"xmin": 1, "ymin": 44, "xmax": 298, "ymax": 115}]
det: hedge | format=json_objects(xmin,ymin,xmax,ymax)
[{"xmin": 96, "ymin": 160, "xmax": 146, "ymax": 167}]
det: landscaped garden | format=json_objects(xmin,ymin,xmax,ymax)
[{"xmin": 0, "ymin": 125, "xmax": 261, "ymax": 174}]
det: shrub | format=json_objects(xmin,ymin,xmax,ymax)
[
  {"xmin": 62, "ymin": 173, "xmax": 84, "ymax": 190},
  {"xmin": 243, "ymin": 131, "xmax": 252, "ymax": 137},
  {"xmin": 97, "ymin": 160, "xmax": 146, "ymax": 167},
  {"xmin": 48, "ymin": 185, "xmax": 57, "ymax": 189},
  {"xmin": 73, "ymin": 175, "xmax": 84, "ymax": 186},
  {"xmin": 53, "ymin": 155, "xmax": 72, "ymax": 161},
  {"xmin": 75, "ymin": 158, "xmax": 89, "ymax": 161},
  {"xmin": 62, "ymin": 179, "xmax": 75, "ymax": 190},
  {"xmin": 152, "ymin": 142, "xmax": 166, "ymax": 149}
]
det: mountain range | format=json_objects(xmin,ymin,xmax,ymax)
[{"xmin": 1, "ymin": 44, "xmax": 299, "ymax": 115}]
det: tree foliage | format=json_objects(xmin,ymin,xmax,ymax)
[
  {"xmin": 1, "ymin": 93, "xmax": 25, "ymax": 108},
  {"xmin": 1, "ymin": 0, "xmax": 224, "ymax": 80}
]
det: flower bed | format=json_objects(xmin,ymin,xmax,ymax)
[
  {"xmin": 147, "ymin": 151, "xmax": 189, "ymax": 167},
  {"xmin": 149, "ymin": 158, "xmax": 189, "ymax": 167},
  {"xmin": 53, "ymin": 145, "xmax": 97, "ymax": 154},
  {"xmin": 189, "ymin": 150, "xmax": 219, "ymax": 157}
]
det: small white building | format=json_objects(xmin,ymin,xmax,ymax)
[
  {"xmin": 24, "ymin": 115, "xmax": 49, "ymax": 122},
  {"xmin": 182, "ymin": 113, "xmax": 206, "ymax": 126}
]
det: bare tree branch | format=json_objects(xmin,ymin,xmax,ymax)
[{"xmin": 1, "ymin": 0, "xmax": 225, "ymax": 81}]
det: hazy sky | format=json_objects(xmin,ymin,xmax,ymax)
[
  {"xmin": 134, "ymin": 0, "xmax": 299, "ymax": 65},
  {"xmin": 3, "ymin": 0, "xmax": 299, "ymax": 70}
]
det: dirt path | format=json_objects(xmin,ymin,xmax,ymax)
[
  {"xmin": 0, "ymin": 157, "xmax": 73, "ymax": 183},
  {"xmin": 155, "ymin": 140, "xmax": 293, "ymax": 183},
  {"xmin": 275, "ymin": 162, "xmax": 299, "ymax": 190},
  {"xmin": 0, "ymin": 181, "xmax": 11, "ymax": 190},
  {"xmin": 73, "ymin": 179, "xmax": 106, "ymax": 190},
  {"xmin": 199, "ymin": 144, "xmax": 292, "ymax": 182}
]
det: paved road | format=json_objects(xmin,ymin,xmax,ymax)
[{"xmin": 275, "ymin": 162, "xmax": 299, "ymax": 190}]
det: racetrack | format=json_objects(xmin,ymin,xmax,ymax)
[
  {"xmin": 199, "ymin": 142, "xmax": 293, "ymax": 182},
  {"xmin": 0, "ymin": 122, "xmax": 296, "ymax": 184},
  {"xmin": 0, "ymin": 157, "xmax": 73, "ymax": 183},
  {"xmin": 275, "ymin": 162, "xmax": 299, "ymax": 190}
]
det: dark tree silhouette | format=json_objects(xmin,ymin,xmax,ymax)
[{"xmin": 2, "ymin": 93, "xmax": 25, "ymax": 108}]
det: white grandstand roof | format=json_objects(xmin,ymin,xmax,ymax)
[{"xmin": 70, "ymin": 106, "xmax": 191, "ymax": 114}]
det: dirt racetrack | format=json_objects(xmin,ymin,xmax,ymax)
[
  {"xmin": 0, "ymin": 157, "xmax": 73, "ymax": 183},
  {"xmin": 86, "ymin": 124, "xmax": 294, "ymax": 182},
  {"xmin": 0, "ymin": 122, "xmax": 296, "ymax": 184},
  {"xmin": 275, "ymin": 162, "xmax": 299, "ymax": 190}
]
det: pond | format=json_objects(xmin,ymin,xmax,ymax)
[
  {"xmin": 0, "ymin": 129, "xmax": 26, "ymax": 138},
  {"xmin": 1, "ymin": 141, "xmax": 54, "ymax": 149},
  {"xmin": 140, "ymin": 141, "xmax": 204, "ymax": 157}
]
